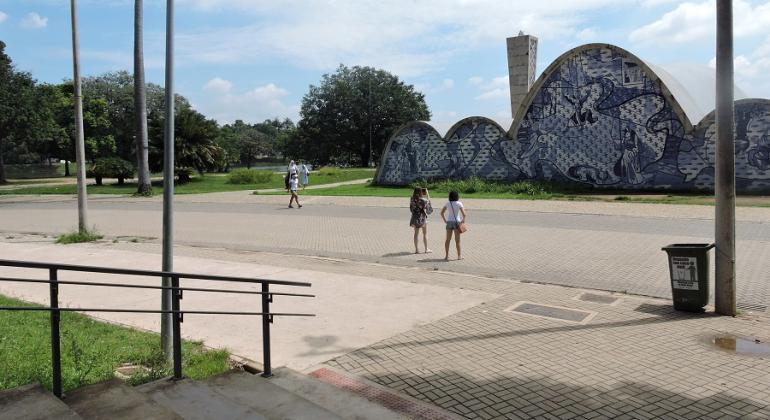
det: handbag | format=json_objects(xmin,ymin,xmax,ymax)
[{"xmin": 449, "ymin": 202, "xmax": 467, "ymax": 234}]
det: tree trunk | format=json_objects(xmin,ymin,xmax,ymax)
[
  {"xmin": 65, "ymin": 160, "xmax": 71, "ymax": 177},
  {"xmin": 0, "ymin": 148, "xmax": 7, "ymax": 185},
  {"xmin": 134, "ymin": 0, "xmax": 152, "ymax": 196}
]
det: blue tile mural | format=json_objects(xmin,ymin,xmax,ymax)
[{"xmin": 375, "ymin": 44, "xmax": 770, "ymax": 192}]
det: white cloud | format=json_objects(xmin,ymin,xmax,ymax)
[
  {"xmin": 174, "ymin": 0, "xmax": 625, "ymax": 77},
  {"xmin": 470, "ymin": 76, "xmax": 510, "ymax": 101},
  {"xmin": 706, "ymin": 36, "xmax": 770, "ymax": 98},
  {"xmin": 195, "ymin": 82, "xmax": 298, "ymax": 124},
  {"xmin": 630, "ymin": 0, "xmax": 770, "ymax": 44},
  {"xmin": 21, "ymin": 12, "xmax": 47, "ymax": 29},
  {"xmin": 576, "ymin": 27, "xmax": 599, "ymax": 42},
  {"xmin": 0, "ymin": 12, "xmax": 8, "ymax": 24},
  {"xmin": 203, "ymin": 77, "xmax": 233, "ymax": 94}
]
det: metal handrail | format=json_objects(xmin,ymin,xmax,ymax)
[
  {"xmin": 0, "ymin": 259, "xmax": 315, "ymax": 398},
  {"xmin": 0, "ymin": 259, "xmax": 311, "ymax": 286},
  {"xmin": 0, "ymin": 276, "xmax": 316, "ymax": 298}
]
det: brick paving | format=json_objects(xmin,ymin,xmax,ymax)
[{"xmin": 326, "ymin": 277, "xmax": 770, "ymax": 419}]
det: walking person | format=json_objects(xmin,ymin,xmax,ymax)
[
  {"xmin": 300, "ymin": 162, "xmax": 310, "ymax": 190},
  {"xmin": 409, "ymin": 187, "xmax": 433, "ymax": 254},
  {"xmin": 288, "ymin": 173, "xmax": 302, "ymax": 208},
  {"xmin": 441, "ymin": 190, "xmax": 466, "ymax": 261}
]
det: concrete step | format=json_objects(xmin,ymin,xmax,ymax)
[
  {"xmin": 0, "ymin": 384, "xmax": 82, "ymax": 420},
  {"xmin": 136, "ymin": 377, "xmax": 267, "ymax": 420},
  {"xmin": 203, "ymin": 370, "xmax": 344, "ymax": 420},
  {"xmin": 269, "ymin": 367, "xmax": 407, "ymax": 420},
  {"xmin": 64, "ymin": 378, "xmax": 182, "ymax": 420}
]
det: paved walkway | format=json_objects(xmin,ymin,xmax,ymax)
[
  {"xmin": 1, "ymin": 194, "xmax": 768, "ymax": 313},
  {"xmin": 0, "ymin": 237, "xmax": 768, "ymax": 419}
]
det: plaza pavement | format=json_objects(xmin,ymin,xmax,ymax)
[
  {"xmin": 0, "ymin": 192, "xmax": 768, "ymax": 313},
  {"xmin": 0, "ymin": 236, "xmax": 768, "ymax": 419}
]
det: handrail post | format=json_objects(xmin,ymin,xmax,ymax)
[
  {"xmin": 261, "ymin": 283, "xmax": 272, "ymax": 377},
  {"xmin": 49, "ymin": 268, "xmax": 62, "ymax": 398},
  {"xmin": 171, "ymin": 275, "xmax": 183, "ymax": 380}
]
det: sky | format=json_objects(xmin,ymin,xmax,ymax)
[{"xmin": 1, "ymin": 0, "xmax": 769, "ymax": 135}]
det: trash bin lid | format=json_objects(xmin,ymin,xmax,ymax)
[{"xmin": 661, "ymin": 243, "xmax": 715, "ymax": 251}]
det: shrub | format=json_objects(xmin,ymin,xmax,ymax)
[
  {"xmin": 409, "ymin": 177, "xmax": 551, "ymax": 196},
  {"xmin": 227, "ymin": 168, "xmax": 273, "ymax": 185},
  {"xmin": 175, "ymin": 168, "xmax": 194, "ymax": 184},
  {"xmin": 88, "ymin": 158, "xmax": 135, "ymax": 186}
]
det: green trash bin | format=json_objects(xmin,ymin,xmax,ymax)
[{"xmin": 661, "ymin": 243, "xmax": 714, "ymax": 312}]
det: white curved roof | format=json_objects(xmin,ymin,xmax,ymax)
[{"xmin": 646, "ymin": 61, "xmax": 748, "ymax": 124}]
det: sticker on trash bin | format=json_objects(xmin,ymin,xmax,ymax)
[{"xmin": 671, "ymin": 256, "xmax": 698, "ymax": 290}]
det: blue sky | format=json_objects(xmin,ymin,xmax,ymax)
[{"xmin": 1, "ymin": 0, "xmax": 769, "ymax": 134}]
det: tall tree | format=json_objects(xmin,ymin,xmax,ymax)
[
  {"xmin": 134, "ymin": 0, "xmax": 152, "ymax": 195},
  {"xmin": 0, "ymin": 42, "xmax": 51, "ymax": 184},
  {"xmin": 295, "ymin": 65, "xmax": 430, "ymax": 166}
]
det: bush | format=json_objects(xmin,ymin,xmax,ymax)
[
  {"xmin": 409, "ymin": 177, "xmax": 550, "ymax": 196},
  {"xmin": 88, "ymin": 158, "xmax": 135, "ymax": 186},
  {"xmin": 227, "ymin": 168, "xmax": 273, "ymax": 185},
  {"xmin": 175, "ymin": 168, "xmax": 194, "ymax": 184}
]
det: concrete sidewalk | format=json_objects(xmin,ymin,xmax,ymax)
[
  {"xmin": 1, "ymin": 238, "xmax": 768, "ymax": 419},
  {"xmin": 0, "ymin": 240, "xmax": 495, "ymax": 371}
]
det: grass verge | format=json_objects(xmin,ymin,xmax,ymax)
[
  {"xmin": 0, "ymin": 294, "xmax": 230, "ymax": 392},
  {"xmin": 56, "ymin": 229, "xmax": 104, "ymax": 244},
  {"xmin": 270, "ymin": 178, "xmax": 770, "ymax": 207},
  {"xmin": 0, "ymin": 168, "xmax": 376, "ymax": 196}
]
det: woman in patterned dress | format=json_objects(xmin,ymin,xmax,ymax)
[{"xmin": 409, "ymin": 187, "xmax": 433, "ymax": 254}]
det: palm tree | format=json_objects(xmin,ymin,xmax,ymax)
[{"xmin": 134, "ymin": 0, "xmax": 152, "ymax": 195}]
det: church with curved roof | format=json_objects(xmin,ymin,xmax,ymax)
[{"xmin": 375, "ymin": 36, "xmax": 770, "ymax": 192}]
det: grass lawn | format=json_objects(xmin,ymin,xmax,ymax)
[
  {"xmin": 0, "ymin": 294, "xmax": 230, "ymax": 392},
  {"xmin": 271, "ymin": 181, "xmax": 770, "ymax": 207},
  {"xmin": 0, "ymin": 168, "xmax": 376, "ymax": 196}
]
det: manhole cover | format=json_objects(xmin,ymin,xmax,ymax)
[
  {"xmin": 505, "ymin": 301, "xmax": 597, "ymax": 324},
  {"xmin": 577, "ymin": 293, "xmax": 619, "ymax": 305},
  {"xmin": 705, "ymin": 334, "xmax": 770, "ymax": 357}
]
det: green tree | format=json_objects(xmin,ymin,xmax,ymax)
[
  {"xmin": 295, "ymin": 65, "xmax": 430, "ymax": 166},
  {"xmin": 0, "ymin": 42, "xmax": 59, "ymax": 183},
  {"xmin": 149, "ymin": 103, "xmax": 223, "ymax": 175}
]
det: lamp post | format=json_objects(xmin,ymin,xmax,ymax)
[
  {"xmin": 161, "ymin": 0, "xmax": 175, "ymax": 360},
  {"xmin": 715, "ymin": 0, "xmax": 736, "ymax": 316}
]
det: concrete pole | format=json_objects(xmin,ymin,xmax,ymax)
[
  {"xmin": 70, "ymin": 0, "xmax": 88, "ymax": 233},
  {"xmin": 715, "ymin": 0, "xmax": 736, "ymax": 316},
  {"xmin": 161, "ymin": 0, "xmax": 175, "ymax": 360}
]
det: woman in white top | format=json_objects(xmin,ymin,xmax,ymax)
[
  {"xmin": 288, "ymin": 160, "xmax": 298, "ymax": 177},
  {"xmin": 440, "ymin": 190, "xmax": 466, "ymax": 261}
]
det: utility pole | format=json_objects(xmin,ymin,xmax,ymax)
[
  {"xmin": 70, "ymin": 0, "xmax": 88, "ymax": 233},
  {"xmin": 715, "ymin": 0, "xmax": 736, "ymax": 316},
  {"xmin": 161, "ymin": 0, "xmax": 175, "ymax": 360}
]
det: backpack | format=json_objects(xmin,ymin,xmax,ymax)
[{"xmin": 284, "ymin": 171, "xmax": 291, "ymax": 190}]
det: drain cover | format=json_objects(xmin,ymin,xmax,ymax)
[
  {"xmin": 505, "ymin": 301, "xmax": 597, "ymax": 324},
  {"xmin": 577, "ymin": 293, "xmax": 619, "ymax": 305}
]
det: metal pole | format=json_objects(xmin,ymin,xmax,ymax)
[
  {"xmin": 70, "ymin": 0, "xmax": 88, "ymax": 233},
  {"xmin": 261, "ymin": 283, "xmax": 272, "ymax": 377},
  {"xmin": 368, "ymin": 76, "xmax": 373, "ymax": 167},
  {"xmin": 715, "ymin": 0, "xmax": 736, "ymax": 316},
  {"xmin": 171, "ymin": 276, "xmax": 183, "ymax": 379},
  {"xmin": 49, "ymin": 269, "xmax": 62, "ymax": 398},
  {"xmin": 161, "ymin": 0, "xmax": 175, "ymax": 361}
]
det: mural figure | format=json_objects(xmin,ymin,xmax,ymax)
[{"xmin": 376, "ymin": 44, "xmax": 770, "ymax": 193}]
